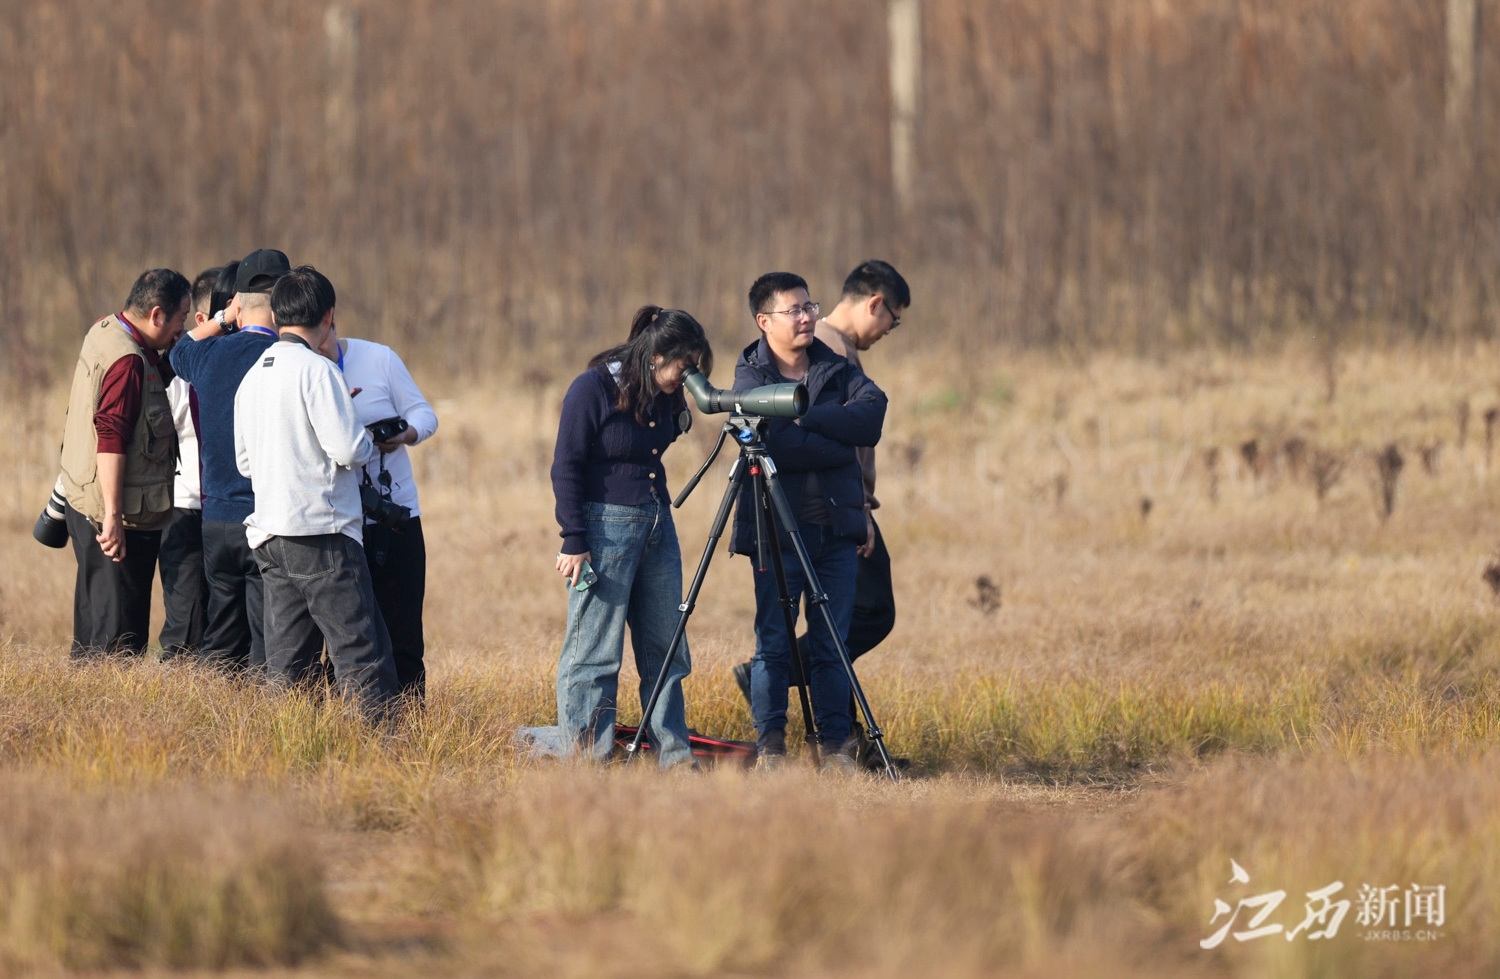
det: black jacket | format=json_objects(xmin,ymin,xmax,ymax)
[{"xmin": 728, "ymin": 337, "xmax": 887, "ymax": 555}]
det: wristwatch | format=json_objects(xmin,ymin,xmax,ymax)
[{"xmin": 214, "ymin": 308, "xmax": 238, "ymax": 333}]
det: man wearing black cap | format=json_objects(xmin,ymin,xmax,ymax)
[{"xmin": 168, "ymin": 248, "xmax": 291, "ymax": 670}]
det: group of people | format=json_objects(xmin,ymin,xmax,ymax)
[
  {"xmin": 525, "ymin": 260, "xmax": 909, "ymax": 771},
  {"xmin": 45, "ymin": 250, "xmax": 437, "ymax": 713},
  {"xmin": 45, "ymin": 249, "xmax": 907, "ymax": 765}
]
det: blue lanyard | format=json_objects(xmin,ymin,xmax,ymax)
[
  {"xmin": 241, "ymin": 324, "xmax": 277, "ymax": 339},
  {"xmin": 114, "ymin": 314, "xmax": 142, "ymax": 345},
  {"xmin": 336, "ymin": 342, "xmax": 344, "ymax": 373}
]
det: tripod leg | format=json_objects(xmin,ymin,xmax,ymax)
[
  {"xmin": 759, "ymin": 460, "xmax": 900, "ymax": 781},
  {"xmin": 757, "ymin": 473, "xmax": 820, "ymax": 757},
  {"xmin": 626, "ymin": 458, "xmax": 746, "ymax": 762}
]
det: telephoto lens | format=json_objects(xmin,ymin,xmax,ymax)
[
  {"xmin": 681, "ymin": 367, "xmax": 808, "ymax": 418},
  {"xmin": 33, "ymin": 479, "xmax": 69, "ymax": 549}
]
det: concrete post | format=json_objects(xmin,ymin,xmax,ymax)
[{"xmin": 889, "ymin": 0, "xmax": 920, "ymax": 212}]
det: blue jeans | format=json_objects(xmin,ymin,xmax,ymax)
[
  {"xmin": 750, "ymin": 522, "xmax": 858, "ymax": 748},
  {"xmin": 524, "ymin": 496, "xmax": 694, "ymax": 768}
]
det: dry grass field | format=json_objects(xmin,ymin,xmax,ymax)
[{"xmin": 3, "ymin": 340, "xmax": 1500, "ymax": 976}]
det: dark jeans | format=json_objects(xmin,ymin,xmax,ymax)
[
  {"xmin": 66, "ymin": 505, "xmax": 161, "ymax": 658},
  {"xmin": 158, "ymin": 507, "xmax": 207, "ymax": 658},
  {"xmin": 797, "ymin": 517, "xmax": 896, "ymax": 663},
  {"xmin": 364, "ymin": 516, "xmax": 427, "ymax": 699},
  {"xmin": 750, "ymin": 522, "xmax": 858, "ymax": 748},
  {"xmin": 254, "ymin": 532, "xmax": 398, "ymax": 713},
  {"xmin": 201, "ymin": 519, "xmax": 265, "ymax": 670}
]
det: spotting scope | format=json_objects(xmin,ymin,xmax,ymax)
[{"xmin": 681, "ymin": 366, "xmax": 808, "ymax": 418}]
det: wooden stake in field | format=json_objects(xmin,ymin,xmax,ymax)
[
  {"xmin": 1446, "ymin": 0, "xmax": 1479, "ymax": 142},
  {"xmin": 889, "ymin": 0, "xmax": 920, "ymax": 213},
  {"xmin": 324, "ymin": 4, "xmax": 360, "ymax": 215}
]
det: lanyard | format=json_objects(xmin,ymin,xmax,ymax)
[
  {"xmin": 241, "ymin": 324, "xmax": 277, "ymax": 339},
  {"xmin": 276, "ymin": 331, "xmax": 343, "ymax": 372},
  {"xmin": 114, "ymin": 313, "xmax": 143, "ymax": 345}
]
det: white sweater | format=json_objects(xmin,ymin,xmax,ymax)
[
  {"xmin": 234, "ymin": 338, "xmax": 377, "ymax": 547},
  {"xmin": 340, "ymin": 338, "xmax": 438, "ymax": 517},
  {"xmin": 167, "ymin": 375, "xmax": 201, "ymax": 509}
]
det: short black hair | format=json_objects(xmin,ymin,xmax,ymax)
[
  {"xmin": 841, "ymin": 259, "xmax": 910, "ymax": 310},
  {"xmin": 191, "ymin": 267, "xmax": 222, "ymax": 314},
  {"xmin": 270, "ymin": 265, "xmax": 337, "ymax": 329},
  {"xmin": 123, "ymin": 269, "xmax": 192, "ymax": 318},
  {"xmin": 211, "ymin": 261, "xmax": 240, "ymax": 316},
  {"xmin": 748, "ymin": 272, "xmax": 809, "ymax": 316}
]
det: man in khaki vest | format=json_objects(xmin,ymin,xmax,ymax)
[{"xmin": 58, "ymin": 268, "xmax": 192, "ymax": 657}]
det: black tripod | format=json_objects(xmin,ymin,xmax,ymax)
[{"xmin": 624, "ymin": 415, "xmax": 899, "ymax": 781}]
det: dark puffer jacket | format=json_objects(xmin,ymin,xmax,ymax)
[{"xmin": 728, "ymin": 336, "xmax": 886, "ymax": 555}]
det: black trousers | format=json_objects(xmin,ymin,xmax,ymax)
[
  {"xmin": 66, "ymin": 505, "xmax": 161, "ymax": 658},
  {"xmin": 364, "ymin": 516, "xmax": 427, "ymax": 699},
  {"xmin": 847, "ymin": 517, "xmax": 896, "ymax": 661},
  {"xmin": 201, "ymin": 519, "xmax": 265, "ymax": 670},
  {"xmin": 794, "ymin": 517, "xmax": 896, "ymax": 664},
  {"xmin": 255, "ymin": 532, "xmax": 398, "ymax": 714},
  {"xmin": 157, "ymin": 507, "xmax": 207, "ymax": 658}
]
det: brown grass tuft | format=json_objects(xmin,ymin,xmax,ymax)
[{"xmin": 0, "ymin": 777, "xmax": 339, "ymax": 971}]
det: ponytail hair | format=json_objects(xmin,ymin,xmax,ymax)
[{"xmin": 588, "ymin": 305, "xmax": 714, "ymax": 424}]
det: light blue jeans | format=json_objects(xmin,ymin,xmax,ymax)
[{"xmin": 519, "ymin": 495, "xmax": 694, "ymax": 768}]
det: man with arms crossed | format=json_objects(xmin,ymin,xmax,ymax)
[
  {"xmin": 733, "ymin": 261, "xmax": 909, "ymax": 718},
  {"xmin": 731, "ymin": 272, "xmax": 887, "ymax": 771},
  {"xmin": 235, "ymin": 267, "xmax": 398, "ymax": 713},
  {"xmin": 58, "ymin": 268, "xmax": 191, "ymax": 657},
  {"xmin": 169, "ymin": 249, "xmax": 289, "ymax": 669}
]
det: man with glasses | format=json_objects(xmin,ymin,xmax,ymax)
[
  {"xmin": 730, "ymin": 272, "xmax": 888, "ymax": 772},
  {"xmin": 732, "ymin": 261, "xmax": 911, "ymax": 768}
]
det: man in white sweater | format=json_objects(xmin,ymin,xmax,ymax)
[{"xmin": 234, "ymin": 267, "xmax": 398, "ymax": 711}]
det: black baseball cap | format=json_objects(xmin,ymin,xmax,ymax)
[{"xmin": 235, "ymin": 248, "xmax": 291, "ymax": 294}]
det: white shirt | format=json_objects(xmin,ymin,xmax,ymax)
[
  {"xmin": 234, "ymin": 338, "xmax": 377, "ymax": 547},
  {"xmin": 166, "ymin": 375, "xmax": 201, "ymax": 509},
  {"xmin": 339, "ymin": 338, "xmax": 437, "ymax": 518}
]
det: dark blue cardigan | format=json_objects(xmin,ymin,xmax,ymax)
[
  {"xmin": 728, "ymin": 337, "xmax": 886, "ymax": 554},
  {"xmin": 550, "ymin": 365, "xmax": 688, "ymax": 555}
]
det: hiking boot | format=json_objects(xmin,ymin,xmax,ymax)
[
  {"xmin": 820, "ymin": 748, "xmax": 858, "ymax": 775},
  {"xmin": 849, "ymin": 719, "xmax": 910, "ymax": 772},
  {"xmin": 754, "ymin": 749, "xmax": 787, "ymax": 772},
  {"xmin": 732, "ymin": 661, "xmax": 753, "ymax": 708}
]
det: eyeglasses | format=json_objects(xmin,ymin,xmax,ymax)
[
  {"xmin": 765, "ymin": 302, "xmax": 820, "ymax": 320},
  {"xmin": 878, "ymin": 296, "xmax": 901, "ymax": 330}
]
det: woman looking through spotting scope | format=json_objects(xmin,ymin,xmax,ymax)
[{"xmin": 516, "ymin": 306, "xmax": 713, "ymax": 767}]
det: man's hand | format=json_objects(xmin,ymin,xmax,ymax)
[
  {"xmin": 556, "ymin": 550, "xmax": 591, "ymax": 588},
  {"xmin": 95, "ymin": 452, "xmax": 128, "ymax": 562},
  {"xmin": 96, "ymin": 513, "xmax": 127, "ymax": 562},
  {"xmin": 857, "ymin": 510, "xmax": 876, "ymax": 559},
  {"xmin": 376, "ymin": 426, "xmax": 419, "ymax": 454}
]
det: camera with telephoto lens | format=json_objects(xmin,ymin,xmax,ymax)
[
  {"xmin": 360, "ymin": 479, "xmax": 410, "ymax": 530},
  {"xmin": 680, "ymin": 366, "xmax": 808, "ymax": 418},
  {"xmin": 32, "ymin": 482, "xmax": 69, "ymax": 548},
  {"xmin": 366, "ymin": 416, "xmax": 409, "ymax": 444}
]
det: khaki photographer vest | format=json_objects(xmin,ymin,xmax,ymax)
[{"xmin": 58, "ymin": 317, "xmax": 177, "ymax": 530}]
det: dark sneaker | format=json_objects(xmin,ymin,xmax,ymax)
[{"xmin": 732, "ymin": 661, "xmax": 753, "ymax": 707}]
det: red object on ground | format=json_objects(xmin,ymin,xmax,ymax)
[{"xmin": 613, "ymin": 724, "xmax": 755, "ymax": 764}]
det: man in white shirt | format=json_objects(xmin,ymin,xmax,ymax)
[
  {"xmin": 325, "ymin": 325, "xmax": 438, "ymax": 700},
  {"xmin": 156, "ymin": 265, "xmax": 220, "ymax": 658},
  {"xmin": 234, "ymin": 267, "xmax": 398, "ymax": 711}
]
